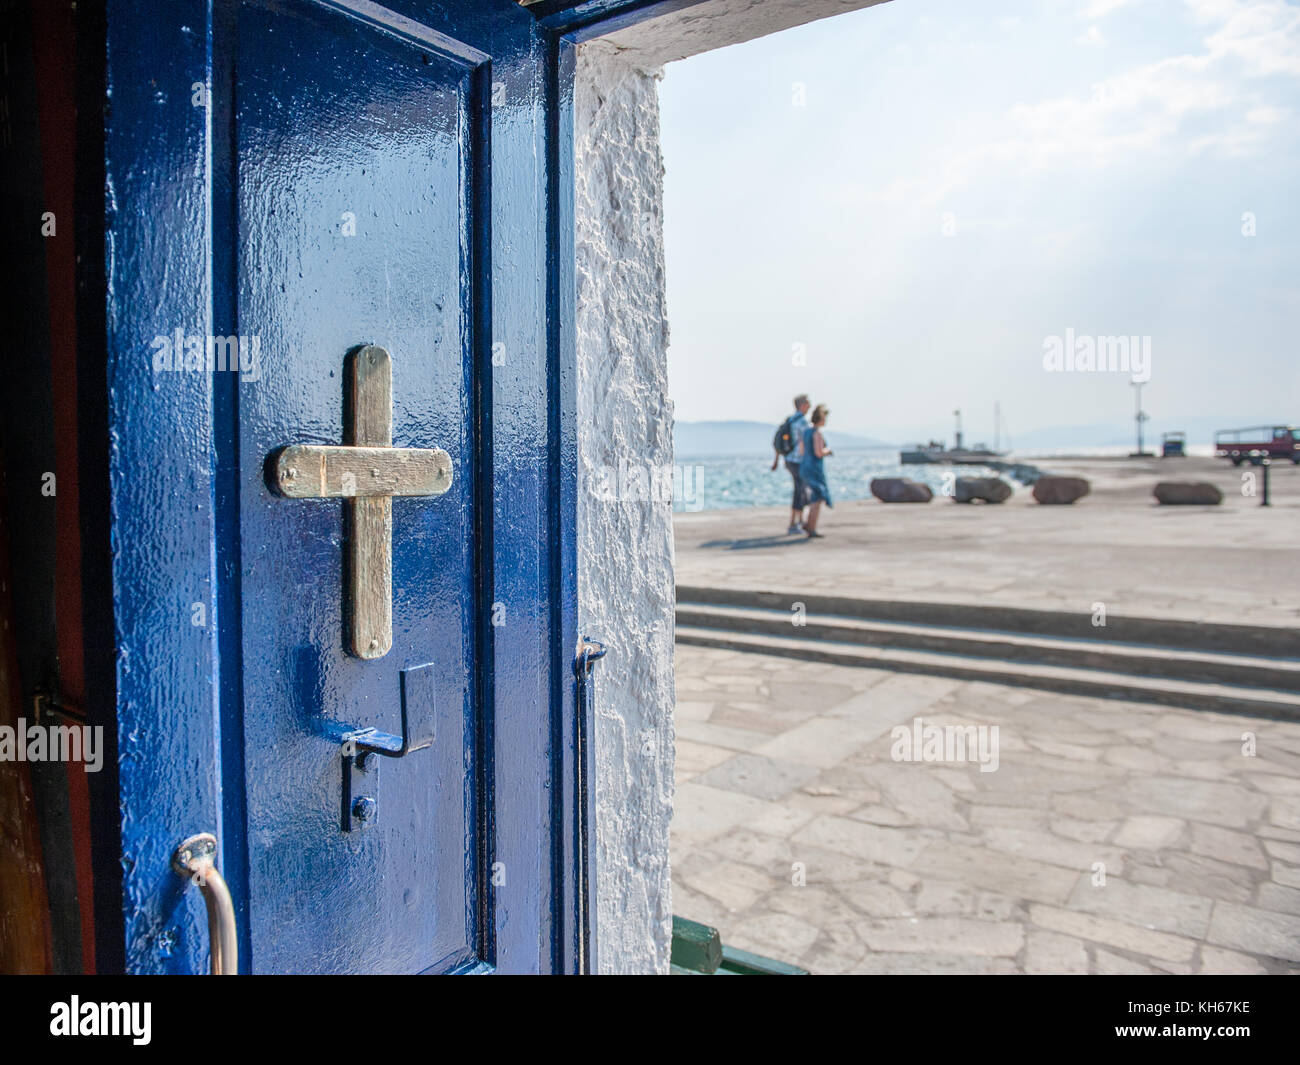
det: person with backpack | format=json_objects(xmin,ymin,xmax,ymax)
[{"xmin": 770, "ymin": 394, "xmax": 811, "ymax": 534}]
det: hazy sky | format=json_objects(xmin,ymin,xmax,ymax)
[{"xmin": 659, "ymin": 0, "xmax": 1300, "ymax": 442}]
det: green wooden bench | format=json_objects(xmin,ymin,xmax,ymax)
[{"xmin": 669, "ymin": 916, "xmax": 810, "ymax": 975}]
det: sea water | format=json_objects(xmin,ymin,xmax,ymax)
[{"xmin": 672, "ymin": 447, "xmax": 998, "ymax": 513}]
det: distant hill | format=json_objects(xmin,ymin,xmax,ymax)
[{"xmin": 674, "ymin": 419, "xmax": 893, "ymax": 457}]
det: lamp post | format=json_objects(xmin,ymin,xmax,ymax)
[{"xmin": 1131, "ymin": 380, "xmax": 1151, "ymax": 457}]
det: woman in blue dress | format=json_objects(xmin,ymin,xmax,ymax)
[{"xmin": 799, "ymin": 404, "xmax": 833, "ymax": 538}]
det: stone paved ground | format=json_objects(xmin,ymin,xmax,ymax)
[
  {"xmin": 671, "ymin": 644, "xmax": 1300, "ymax": 974},
  {"xmin": 675, "ymin": 456, "xmax": 1300, "ymax": 627}
]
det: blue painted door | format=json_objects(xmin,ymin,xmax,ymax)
[
  {"xmin": 104, "ymin": 0, "xmax": 589, "ymax": 974},
  {"xmin": 233, "ymin": 1, "xmax": 481, "ymax": 975}
]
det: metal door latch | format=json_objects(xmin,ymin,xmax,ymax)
[
  {"xmin": 33, "ymin": 689, "xmax": 86, "ymax": 724},
  {"xmin": 572, "ymin": 636, "xmax": 605, "ymax": 973},
  {"xmin": 337, "ymin": 662, "xmax": 436, "ymax": 831}
]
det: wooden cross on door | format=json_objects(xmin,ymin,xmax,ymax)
[{"xmin": 269, "ymin": 346, "xmax": 453, "ymax": 659}]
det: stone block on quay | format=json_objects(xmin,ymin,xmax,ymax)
[
  {"xmin": 1154, "ymin": 481, "xmax": 1223, "ymax": 505},
  {"xmin": 1032, "ymin": 475, "xmax": 1091, "ymax": 504},
  {"xmin": 871, "ymin": 477, "xmax": 933, "ymax": 503},
  {"xmin": 953, "ymin": 476, "xmax": 1012, "ymax": 504}
]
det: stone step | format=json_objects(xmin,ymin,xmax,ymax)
[
  {"xmin": 675, "ymin": 603, "xmax": 1300, "ymax": 693},
  {"xmin": 673, "ymin": 624, "xmax": 1300, "ymax": 722},
  {"xmin": 676, "ymin": 585, "xmax": 1300, "ymax": 659}
]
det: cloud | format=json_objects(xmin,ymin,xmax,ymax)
[
  {"xmin": 1245, "ymin": 104, "xmax": 1289, "ymax": 123},
  {"xmin": 833, "ymin": 0, "xmax": 1298, "ymax": 217},
  {"xmin": 1076, "ymin": 24, "xmax": 1106, "ymax": 46},
  {"xmin": 1076, "ymin": 0, "xmax": 1138, "ymax": 17},
  {"xmin": 1079, "ymin": 0, "xmax": 1139, "ymax": 17},
  {"xmin": 1194, "ymin": 0, "xmax": 1300, "ymax": 77},
  {"xmin": 955, "ymin": 0, "xmax": 1298, "ymax": 186}
]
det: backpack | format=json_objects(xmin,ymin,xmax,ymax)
[{"xmin": 773, "ymin": 414, "xmax": 800, "ymax": 457}]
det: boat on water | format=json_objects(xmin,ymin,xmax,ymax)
[
  {"xmin": 899, "ymin": 442, "xmax": 1005, "ymax": 465},
  {"xmin": 900, "ymin": 408, "xmax": 1005, "ymax": 465}
]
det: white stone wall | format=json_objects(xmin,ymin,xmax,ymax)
[
  {"xmin": 574, "ymin": 0, "xmax": 891, "ymax": 974},
  {"xmin": 575, "ymin": 40, "xmax": 676, "ymax": 975}
]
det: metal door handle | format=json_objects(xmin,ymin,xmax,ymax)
[{"xmin": 172, "ymin": 833, "xmax": 238, "ymax": 975}]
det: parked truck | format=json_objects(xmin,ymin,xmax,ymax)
[{"xmin": 1214, "ymin": 425, "xmax": 1300, "ymax": 464}]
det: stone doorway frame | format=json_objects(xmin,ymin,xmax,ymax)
[{"xmin": 569, "ymin": 0, "xmax": 892, "ymax": 972}]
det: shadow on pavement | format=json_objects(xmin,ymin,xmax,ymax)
[{"xmin": 698, "ymin": 535, "xmax": 810, "ymax": 550}]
